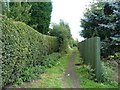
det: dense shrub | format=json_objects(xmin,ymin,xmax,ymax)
[
  {"xmin": 1, "ymin": 18, "xmax": 59, "ymax": 87},
  {"xmin": 101, "ymin": 61, "xmax": 118, "ymax": 86},
  {"xmin": 41, "ymin": 53, "xmax": 61, "ymax": 68},
  {"xmin": 81, "ymin": 62, "xmax": 118, "ymax": 87},
  {"xmin": 14, "ymin": 66, "xmax": 45, "ymax": 86},
  {"xmin": 3, "ymin": 2, "xmax": 52, "ymax": 34},
  {"xmin": 28, "ymin": 2, "xmax": 52, "ymax": 34},
  {"xmin": 49, "ymin": 20, "xmax": 72, "ymax": 52},
  {"xmin": 107, "ymin": 52, "xmax": 120, "ymax": 63},
  {"xmin": 13, "ymin": 53, "xmax": 61, "ymax": 86}
]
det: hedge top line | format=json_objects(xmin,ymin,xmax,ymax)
[{"xmin": 2, "ymin": 18, "xmax": 57, "ymax": 39}]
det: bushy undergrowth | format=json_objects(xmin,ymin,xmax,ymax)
[
  {"xmin": 84, "ymin": 61, "xmax": 118, "ymax": 87},
  {"xmin": 41, "ymin": 53, "xmax": 61, "ymax": 68},
  {"xmin": 16, "ymin": 50, "xmax": 71, "ymax": 88},
  {"xmin": 76, "ymin": 51, "xmax": 118, "ymax": 87},
  {"xmin": 101, "ymin": 61, "xmax": 118, "ymax": 86},
  {"xmin": 107, "ymin": 52, "xmax": 120, "ymax": 64},
  {"xmin": 76, "ymin": 54, "xmax": 118, "ymax": 87},
  {"xmin": 76, "ymin": 63, "xmax": 118, "ymax": 88},
  {"xmin": 1, "ymin": 18, "xmax": 59, "ymax": 88},
  {"xmin": 14, "ymin": 66, "xmax": 45, "ymax": 86},
  {"xmin": 100, "ymin": 52, "xmax": 119, "ymax": 86},
  {"xmin": 13, "ymin": 53, "xmax": 61, "ymax": 86}
]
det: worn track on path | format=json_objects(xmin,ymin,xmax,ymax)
[{"xmin": 63, "ymin": 50, "xmax": 80, "ymax": 88}]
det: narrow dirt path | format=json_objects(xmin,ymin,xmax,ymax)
[{"xmin": 63, "ymin": 50, "xmax": 80, "ymax": 88}]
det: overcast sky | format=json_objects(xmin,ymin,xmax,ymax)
[{"xmin": 50, "ymin": 0, "xmax": 94, "ymax": 41}]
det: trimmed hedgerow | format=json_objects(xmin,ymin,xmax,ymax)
[{"xmin": 1, "ymin": 18, "xmax": 59, "ymax": 87}]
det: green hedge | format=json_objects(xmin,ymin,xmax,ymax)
[{"xmin": 1, "ymin": 18, "xmax": 59, "ymax": 87}]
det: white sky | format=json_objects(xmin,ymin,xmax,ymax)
[{"xmin": 50, "ymin": 0, "xmax": 94, "ymax": 41}]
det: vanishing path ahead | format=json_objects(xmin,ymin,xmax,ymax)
[{"xmin": 64, "ymin": 50, "xmax": 80, "ymax": 88}]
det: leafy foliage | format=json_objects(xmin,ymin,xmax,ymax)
[
  {"xmin": 49, "ymin": 20, "xmax": 72, "ymax": 52},
  {"xmin": 84, "ymin": 59, "xmax": 118, "ymax": 86},
  {"xmin": 41, "ymin": 53, "xmax": 61, "ymax": 68},
  {"xmin": 1, "ymin": 18, "xmax": 59, "ymax": 87},
  {"xmin": 75, "ymin": 48, "xmax": 113, "ymax": 88},
  {"xmin": 13, "ymin": 53, "xmax": 61, "ymax": 86},
  {"xmin": 80, "ymin": 2, "xmax": 120, "ymax": 39},
  {"xmin": 75, "ymin": 59, "xmax": 117, "ymax": 88},
  {"xmin": 101, "ymin": 61, "xmax": 118, "ymax": 86},
  {"xmin": 2, "ymin": 1, "xmax": 52, "ymax": 34},
  {"xmin": 21, "ymin": 50, "xmax": 71, "ymax": 88},
  {"xmin": 107, "ymin": 52, "xmax": 120, "ymax": 63},
  {"xmin": 28, "ymin": 2, "xmax": 52, "ymax": 34},
  {"xmin": 14, "ymin": 66, "xmax": 45, "ymax": 86},
  {"xmin": 7, "ymin": 2, "xmax": 31, "ymax": 24},
  {"xmin": 80, "ymin": 1, "xmax": 120, "ymax": 56}
]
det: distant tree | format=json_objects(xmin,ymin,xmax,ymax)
[
  {"xmin": 28, "ymin": 2, "xmax": 52, "ymax": 34},
  {"xmin": 49, "ymin": 20, "xmax": 72, "ymax": 52},
  {"xmin": 73, "ymin": 39, "xmax": 79, "ymax": 47}
]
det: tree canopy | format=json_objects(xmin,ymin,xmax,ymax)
[
  {"xmin": 49, "ymin": 20, "xmax": 72, "ymax": 52},
  {"xmin": 2, "ymin": 1, "xmax": 52, "ymax": 35},
  {"xmin": 80, "ymin": 1, "xmax": 120, "ymax": 56},
  {"xmin": 28, "ymin": 2, "xmax": 52, "ymax": 34},
  {"xmin": 80, "ymin": 1, "xmax": 120, "ymax": 40}
]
